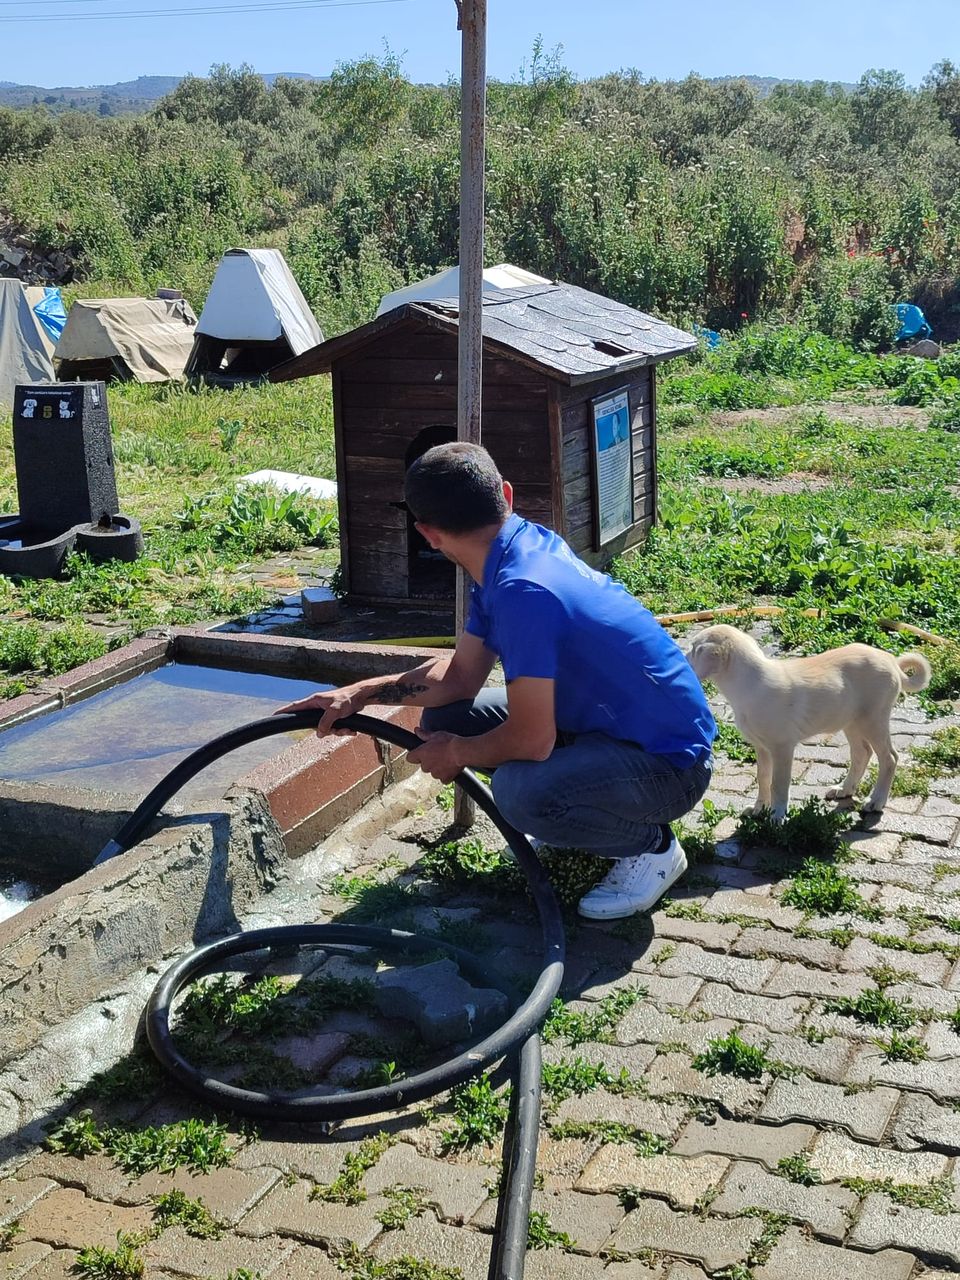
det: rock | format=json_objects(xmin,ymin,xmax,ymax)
[
  {"xmin": 302, "ymin": 586, "xmax": 339, "ymax": 626},
  {"xmin": 902, "ymin": 339, "xmax": 940, "ymax": 358},
  {"xmin": 372, "ymin": 958, "xmax": 509, "ymax": 1048},
  {"xmin": 2, "ymin": 247, "xmax": 25, "ymax": 268}
]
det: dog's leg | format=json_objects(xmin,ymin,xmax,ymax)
[
  {"xmin": 827, "ymin": 731, "xmax": 873, "ymax": 803},
  {"xmin": 769, "ymin": 745, "xmax": 796, "ymax": 821},
  {"xmin": 752, "ymin": 744, "xmax": 773, "ymax": 815},
  {"xmin": 863, "ymin": 719, "xmax": 899, "ymax": 812}
]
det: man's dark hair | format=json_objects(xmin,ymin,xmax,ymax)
[{"xmin": 404, "ymin": 441, "xmax": 508, "ymax": 533}]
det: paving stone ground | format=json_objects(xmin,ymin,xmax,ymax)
[{"xmin": 3, "ymin": 690, "xmax": 960, "ymax": 1279}]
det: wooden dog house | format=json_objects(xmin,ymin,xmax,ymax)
[{"xmin": 271, "ymin": 282, "xmax": 695, "ymax": 606}]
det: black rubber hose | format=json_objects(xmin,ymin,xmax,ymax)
[{"xmin": 96, "ymin": 711, "xmax": 565, "ymax": 1280}]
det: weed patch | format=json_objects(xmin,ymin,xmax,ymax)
[
  {"xmin": 781, "ymin": 859, "xmax": 868, "ymax": 915},
  {"xmin": 70, "ymin": 1233, "xmax": 145, "ymax": 1280},
  {"xmin": 376, "ymin": 1187, "xmax": 428, "ymax": 1231},
  {"xmin": 551, "ymin": 1120, "xmax": 667, "ymax": 1155},
  {"xmin": 541, "ymin": 987, "xmax": 646, "ymax": 1047},
  {"xmin": 312, "ymin": 1133, "xmax": 395, "ymax": 1205},
  {"xmin": 0, "ymin": 1222, "xmax": 22, "ymax": 1251},
  {"xmin": 46, "ymin": 1111, "xmax": 234, "ymax": 1176},
  {"xmin": 841, "ymin": 1175, "xmax": 955, "ymax": 1213},
  {"xmin": 151, "ymin": 1189, "xmax": 223, "ymax": 1239},
  {"xmin": 775, "ymin": 1152, "xmax": 822, "ymax": 1185},
  {"xmin": 692, "ymin": 1031, "xmax": 796, "ymax": 1081},
  {"xmin": 875, "ymin": 1031, "xmax": 929, "ymax": 1063},
  {"xmin": 526, "ymin": 1211, "xmax": 576, "ymax": 1250},
  {"xmin": 736, "ymin": 800, "xmax": 853, "ymax": 861},
  {"xmin": 439, "ymin": 1074, "xmax": 509, "ymax": 1153}
]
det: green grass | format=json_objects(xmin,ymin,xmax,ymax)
[
  {"xmin": 823, "ymin": 989, "xmax": 918, "ymax": 1029},
  {"xmin": 46, "ymin": 1111, "xmax": 234, "ymax": 1176},
  {"xmin": 841, "ymin": 1175, "xmax": 956, "ymax": 1213},
  {"xmin": 311, "ymin": 1132, "xmax": 395, "ymax": 1205},
  {"xmin": 775, "ymin": 1152, "xmax": 822, "ymax": 1185},
  {"xmin": 526, "ymin": 1211, "xmax": 576, "ymax": 1251},
  {"xmin": 875, "ymin": 1031, "xmax": 929, "ymax": 1063},
  {"xmin": 70, "ymin": 1234, "xmax": 145, "ymax": 1280},
  {"xmin": 736, "ymin": 800, "xmax": 854, "ymax": 861},
  {"xmin": 151, "ymin": 1189, "xmax": 223, "ymax": 1239},
  {"xmin": 550, "ymin": 1120, "xmax": 667, "ymax": 1155},
  {"xmin": 439, "ymin": 1073, "xmax": 510, "ymax": 1154},
  {"xmin": 781, "ymin": 859, "xmax": 870, "ymax": 916},
  {"xmin": 376, "ymin": 1187, "xmax": 428, "ymax": 1231},
  {"xmin": 0, "ymin": 1222, "xmax": 22, "ymax": 1251},
  {"xmin": 541, "ymin": 987, "xmax": 646, "ymax": 1047},
  {"xmin": 692, "ymin": 1031, "xmax": 796, "ymax": 1081}
]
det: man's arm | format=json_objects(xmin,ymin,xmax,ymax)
[
  {"xmin": 409, "ymin": 676, "xmax": 557, "ymax": 781},
  {"xmin": 276, "ymin": 632, "xmax": 497, "ymax": 735}
]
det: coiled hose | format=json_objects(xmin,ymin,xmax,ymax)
[{"xmin": 95, "ymin": 711, "xmax": 566, "ymax": 1280}]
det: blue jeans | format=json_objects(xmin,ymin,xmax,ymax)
[{"xmin": 422, "ymin": 689, "xmax": 712, "ymax": 858}]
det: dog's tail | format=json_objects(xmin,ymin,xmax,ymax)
[{"xmin": 897, "ymin": 652, "xmax": 932, "ymax": 692}]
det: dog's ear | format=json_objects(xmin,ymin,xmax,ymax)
[{"xmin": 690, "ymin": 638, "xmax": 725, "ymax": 681}]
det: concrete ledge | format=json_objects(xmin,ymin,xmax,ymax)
[{"xmin": 0, "ymin": 789, "xmax": 286, "ymax": 1073}]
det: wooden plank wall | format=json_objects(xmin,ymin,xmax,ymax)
[
  {"xmin": 558, "ymin": 367, "xmax": 656, "ymax": 566},
  {"xmin": 338, "ymin": 326, "xmax": 556, "ymax": 600}
]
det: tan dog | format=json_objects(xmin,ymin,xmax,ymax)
[{"xmin": 688, "ymin": 624, "xmax": 931, "ymax": 819}]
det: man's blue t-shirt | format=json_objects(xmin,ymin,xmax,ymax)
[{"xmin": 466, "ymin": 514, "xmax": 715, "ymax": 768}]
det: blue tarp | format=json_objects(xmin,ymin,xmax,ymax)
[
  {"xmin": 32, "ymin": 287, "xmax": 66, "ymax": 343},
  {"xmin": 893, "ymin": 303, "xmax": 932, "ymax": 344},
  {"xmin": 693, "ymin": 323, "xmax": 723, "ymax": 350}
]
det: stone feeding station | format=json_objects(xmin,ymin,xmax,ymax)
[{"xmin": 0, "ymin": 381, "xmax": 143, "ymax": 577}]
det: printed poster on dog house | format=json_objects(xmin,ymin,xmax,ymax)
[{"xmin": 591, "ymin": 387, "xmax": 634, "ymax": 547}]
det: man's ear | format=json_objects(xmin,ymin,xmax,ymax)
[
  {"xmin": 415, "ymin": 520, "xmax": 442, "ymax": 550},
  {"xmin": 502, "ymin": 479, "xmax": 514, "ymax": 507}
]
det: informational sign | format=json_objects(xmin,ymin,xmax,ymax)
[{"xmin": 591, "ymin": 387, "xmax": 634, "ymax": 548}]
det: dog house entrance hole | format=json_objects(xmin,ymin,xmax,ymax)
[{"xmin": 405, "ymin": 425, "xmax": 455, "ymax": 599}]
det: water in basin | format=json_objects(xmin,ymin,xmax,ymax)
[{"xmin": 0, "ymin": 663, "xmax": 333, "ymax": 799}]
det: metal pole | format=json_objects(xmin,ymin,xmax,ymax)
[{"xmin": 454, "ymin": 0, "xmax": 486, "ymax": 828}]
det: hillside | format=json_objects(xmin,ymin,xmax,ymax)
[{"xmin": 0, "ymin": 71, "xmax": 323, "ymax": 113}]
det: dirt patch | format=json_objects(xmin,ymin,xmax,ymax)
[
  {"xmin": 708, "ymin": 400, "xmax": 929, "ymax": 430},
  {"xmin": 712, "ymin": 472, "xmax": 838, "ymax": 496}
]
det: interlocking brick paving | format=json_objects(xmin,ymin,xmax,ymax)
[{"xmin": 2, "ymin": 692, "xmax": 960, "ymax": 1279}]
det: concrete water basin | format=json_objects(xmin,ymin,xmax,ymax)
[{"xmin": 0, "ymin": 627, "xmax": 436, "ymax": 1070}]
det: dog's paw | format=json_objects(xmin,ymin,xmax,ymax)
[
  {"xmin": 825, "ymin": 786, "xmax": 852, "ymax": 801},
  {"xmin": 862, "ymin": 794, "xmax": 887, "ymax": 814}
]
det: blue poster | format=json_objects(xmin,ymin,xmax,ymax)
[{"xmin": 592, "ymin": 388, "xmax": 634, "ymax": 544}]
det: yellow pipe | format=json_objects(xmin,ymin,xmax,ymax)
[{"xmin": 370, "ymin": 608, "xmax": 952, "ymax": 649}]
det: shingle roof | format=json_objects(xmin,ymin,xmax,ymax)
[{"xmin": 269, "ymin": 282, "xmax": 695, "ymax": 386}]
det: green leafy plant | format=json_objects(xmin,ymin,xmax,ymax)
[
  {"xmin": 312, "ymin": 1132, "xmax": 395, "ymax": 1205},
  {"xmin": 151, "ymin": 1189, "xmax": 223, "ymax": 1239},
  {"xmin": 781, "ymin": 859, "xmax": 867, "ymax": 915},
  {"xmin": 875, "ymin": 1031, "xmax": 928, "ymax": 1063},
  {"xmin": 376, "ymin": 1186, "xmax": 428, "ymax": 1230},
  {"xmin": 46, "ymin": 1112, "xmax": 234, "ymax": 1176},
  {"xmin": 71, "ymin": 1233, "xmax": 145, "ymax": 1280},
  {"xmin": 824, "ymin": 988, "xmax": 917, "ymax": 1029},
  {"xmin": 526, "ymin": 1211, "xmax": 576, "ymax": 1250},
  {"xmin": 541, "ymin": 987, "xmax": 646, "ymax": 1047},
  {"xmin": 0, "ymin": 1221, "xmax": 22, "ymax": 1251},
  {"xmin": 776, "ymin": 1152, "xmax": 822, "ymax": 1185},
  {"xmin": 692, "ymin": 1031, "xmax": 795, "ymax": 1081},
  {"xmin": 439, "ymin": 1074, "xmax": 509, "ymax": 1153}
]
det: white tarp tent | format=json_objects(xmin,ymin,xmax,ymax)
[
  {"xmin": 0, "ymin": 280, "xmax": 56, "ymax": 406},
  {"xmin": 186, "ymin": 249, "xmax": 322, "ymax": 384},
  {"xmin": 376, "ymin": 262, "xmax": 551, "ymax": 317},
  {"xmin": 54, "ymin": 297, "xmax": 198, "ymax": 383}
]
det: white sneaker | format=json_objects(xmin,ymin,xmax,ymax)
[{"xmin": 577, "ymin": 836, "xmax": 688, "ymax": 921}]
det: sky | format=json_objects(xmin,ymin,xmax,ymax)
[{"xmin": 3, "ymin": 0, "xmax": 957, "ymax": 90}]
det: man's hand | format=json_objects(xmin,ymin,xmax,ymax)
[
  {"xmin": 408, "ymin": 727, "xmax": 464, "ymax": 783},
  {"xmin": 274, "ymin": 687, "xmax": 365, "ymax": 737}
]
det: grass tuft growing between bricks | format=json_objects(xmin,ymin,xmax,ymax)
[
  {"xmin": 71, "ymin": 1232, "xmax": 146, "ymax": 1280},
  {"xmin": 312, "ymin": 1132, "xmax": 395, "ymax": 1205},
  {"xmin": 823, "ymin": 988, "xmax": 918, "ymax": 1029},
  {"xmin": 552, "ymin": 1119, "xmax": 669, "ymax": 1155},
  {"xmin": 874, "ymin": 1030, "xmax": 929, "ymax": 1063},
  {"xmin": 439, "ymin": 1073, "xmax": 510, "ymax": 1153},
  {"xmin": 0, "ymin": 1222, "xmax": 22, "ymax": 1251},
  {"xmin": 151, "ymin": 1189, "xmax": 223, "ymax": 1239},
  {"xmin": 526, "ymin": 1210, "xmax": 576, "ymax": 1250},
  {"xmin": 781, "ymin": 859, "xmax": 872, "ymax": 915},
  {"xmin": 540, "ymin": 1056, "xmax": 642, "ymax": 1102},
  {"xmin": 735, "ymin": 798, "xmax": 853, "ymax": 860},
  {"xmin": 541, "ymin": 986, "xmax": 646, "ymax": 1047},
  {"xmin": 775, "ymin": 1152, "xmax": 823, "ymax": 1185},
  {"xmin": 334, "ymin": 1245, "xmax": 464, "ymax": 1279},
  {"xmin": 376, "ymin": 1186, "xmax": 428, "ymax": 1231},
  {"xmin": 692, "ymin": 1031, "xmax": 797, "ymax": 1081},
  {"xmin": 45, "ymin": 1110, "xmax": 235, "ymax": 1176},
  {"xmin": 841, "ymin": 1174, "xmax": 957, "ymax": 1214}
]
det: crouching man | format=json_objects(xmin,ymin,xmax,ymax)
[{"xmin": 278, "ymin": 442, "xmax": 715, "ymax": 920}]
